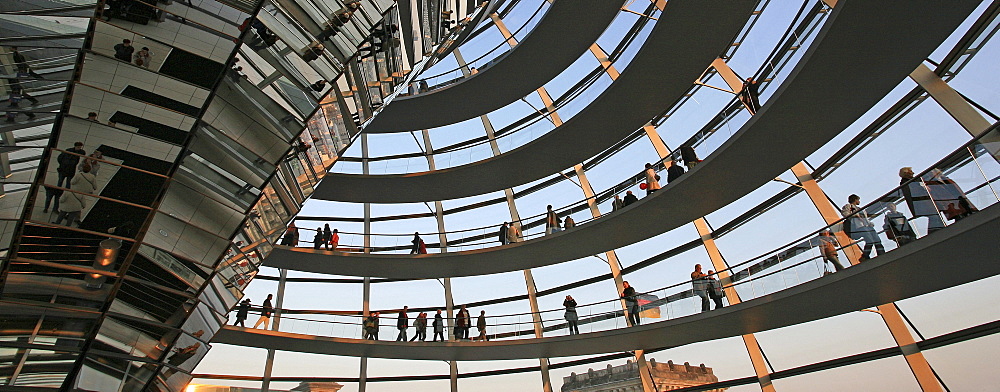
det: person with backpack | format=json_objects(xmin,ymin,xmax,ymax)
[
  {"xmin": 705, "ymin": 270, "xmax": 725, "ymax": 310},
  {"xmin": 234, "ymin": 298, "xmax": 251, "ymax": 327},
  {"xmin": 883, "ymin": 202, "xmax": 916, "ymax": 247}
]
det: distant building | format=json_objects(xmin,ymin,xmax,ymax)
[
  {"xmin": 561, "ymin": 359, "xmax": 725, "ymax": 392},
  {"xmin": 188, "ymin": 382, "xmax": 343, "ymax": 392}
]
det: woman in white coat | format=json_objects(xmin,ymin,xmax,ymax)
[{"xmin": 54, "ymin": 163, "xmax": 97, "ymax": 227}]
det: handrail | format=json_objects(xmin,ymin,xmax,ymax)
[{"xmin": 253, "ymin": 125, "xmax": 1000, "ymax": 335}]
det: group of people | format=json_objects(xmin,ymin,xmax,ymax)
[
  {"xmin": 45, "ymin": 142, "xmax": 103, "ymax": 227},
  {"xmin": 113, "ymin": 39, "xmax": 153, "ymax": 68},
  {"xmin": 233, "ymin": 294, "xmax": 274, "ymax": 329},
  {"xmin": 364, "ymin": 305, "xmax": 488, "ymax": 342},
  {"xmin": 834, "ymin": 167, "xmax": 978, "ymax": 262}
]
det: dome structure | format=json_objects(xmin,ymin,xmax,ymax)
[{"xmin": 1, "ymin": 0, "xmax": 1000, "ymax": 391}]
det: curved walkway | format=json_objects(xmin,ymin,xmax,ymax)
[
  {"xmin": 217, "ymin": 205, "xmax": 1000, "ymax": 360},
  {"xmin": 266, "ymin": 0, "xmax": 979, "ymax": 278},
  {"xmin": 364, "ymin": 0, "xmax": 625, "ymax": 133},
  {"xmin": 314, "ymin": 0, "xmax": 757, "ymax": 202}
]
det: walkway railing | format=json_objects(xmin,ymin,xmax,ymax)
[{"xmin": 242, "ymin": 126, "xmax": 1000, "ymax": 340}]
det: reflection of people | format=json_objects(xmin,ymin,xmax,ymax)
[
  {"xmin": 621, "ymin": 281, "xmax": 640, "ymax": 326},
  {"xmin": 841, "ymin": 194, "xmax": 884, "ymax": 261},
  {"xmin": 883, "ymin": 203, "xmax": 916, "ymax": 247},
  {"xmin": 56, "ymin": 142, "xmax": 86, "ymax": 186},
  {"xmin": 80, "ymin": 150, "xmax": 103, "ymax": 177},
  {"xmin": 113, "ymin": 39, "xmax": 134, "ymax": 62},
  {"xmin": 134, "ymin": 47, "xmax": 152, "ymax": 68},
  {"xmin": 162, "ymin": 330, "xmax": 204, "ymax": 378},
  {"xmin": 53, "ymin": 163, "xmax": 96, "ymax": 227},
  {"xmin": 899, "ymin": 167, "xmax": 946, "ymax": 233},
  {"xmin": 925, "ymin": 169, "xmax": 978, "ymax": 221}
]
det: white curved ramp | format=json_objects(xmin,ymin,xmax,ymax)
[
  {"xmin": 266, "ymin": 0, "xmax": 982, "ymax": 279},
  {"xmin": 217, "ymin": 205, "xmax": 1000, "ymax": 360}
]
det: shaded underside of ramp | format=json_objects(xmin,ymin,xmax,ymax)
[
  {"xmin": 314, "ymin": 0, "xmax": 757, "ymax": 203},
  {"xmin": 266, "ymin": 0, "xmax": 982, "ymax": 279},
  {"xmin": 217, "ymin": 205, "xmax": 1000, "ymax": 360},
  {"xmin": 364, "ymin": 0, "xmax": 624, "ymax": 133}
]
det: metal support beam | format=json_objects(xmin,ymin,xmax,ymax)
[
  {"xmin": 789, "ymin": 162, "xmax": 944, "ymax": 392},
  {"xmin": 692, "ymin": 219, "xmax": 776, "ymax": 392},
  {"xmin": 260, "ymin": 268, "xmax": 287, "ymax": 392},
  {"xmin": 419, "ymin": 128, "xmax": 460, "ymax": 392},
  {"xmin": 454, "ymin": 47, "xmax": 552, "ymax": 392},
  {"xmin": 359, "ymin": 133, "xmax": 372, "ymax": 392},
  {"xmin": 910, "ymin": 63, "xmax": 1000, "ymax": 158}
]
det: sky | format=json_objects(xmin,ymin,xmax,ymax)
[{"xmin": 191, "ymin": 0, "xmax": 1000, "ymax": 391}]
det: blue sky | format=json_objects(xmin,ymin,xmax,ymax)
[{"xmin": 192, "ymin": 0, "xmax": 1000, "ymax": 390}]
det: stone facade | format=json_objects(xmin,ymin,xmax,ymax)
[{"xmin": 561, "ymin": 359, "xmax": 725, "ymax": 392}]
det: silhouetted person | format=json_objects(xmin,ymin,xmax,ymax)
[
  {"xmin": 312, "ymin": 228, "xmax": 324, "ymax": 249},
  {"xmin": 612, "ymin": 195, "xmax": 624, "ymax": 211},
  {"xmin": 564, "ymin": 295, "xmax": 579, "ymax": 335},
  {"xmin": 621, "ymin": 281, "xmax": 640, "ymax": 326},
  {"xmin": 667, "ymin": 160, "xmax": 685, "ymax": 183},
  {"xmin": 323, "ymin": 224, "xmax": 333, "ymax": 250},
  {"xmin": 410, "ymin": 232, "xmax": 426, "ymax": 254},
  {"xmin": 563, "ymin": 215, "xmax": 575, "ymax": 229},
  {"xmin": 396, "ymin": 306, "xmax": 409, "ymax": 341},
  {"xmin": 432, "ymin": 309, "xmax": 445, "ymax": 341},
  {"xmin": 622, "ymin": 191, "xmax": 638, "ymax": 207},
  {"xmin": 234, "ymin": 298, "xmax": 250, "ymax": 327},
  {"xmin": 680, "ymin": 146, "xmax": 699, "ymax": 170},
  {"xmin": 253, "ymin": 294, "xmax": 273, "ymax": 329},
  {"xmin": 499, "ymin": 222, "xmax": 509, "ymax": 245},
  {"xmin": 545, "ymin": 205, "xmax": 560, "ymax": 235}
]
